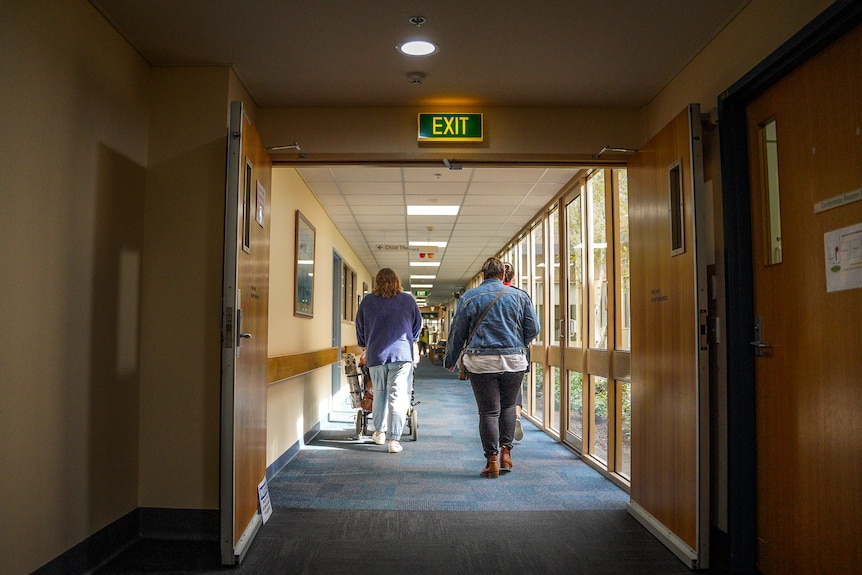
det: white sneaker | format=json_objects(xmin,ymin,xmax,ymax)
[
  {"xmin": 388, "ymin": 440, "xmax": 403, "ymax": 453},
  {"xmin": 372, "ymin": 432, "xmax": 386, "ymax": 445},
  {"xmin": 514, "ymin": 418, "xmax": 524, "ymax": 441}
]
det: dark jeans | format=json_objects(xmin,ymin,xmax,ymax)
[{"xmin": 469, "ymin": 371, "xmax": 525, "ymax": 459}]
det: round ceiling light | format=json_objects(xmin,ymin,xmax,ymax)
[{"xmin": 397, "ymin": 40, "xmax": 437, "ymax": 56}]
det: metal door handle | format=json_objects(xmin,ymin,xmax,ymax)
[
  {"xmin": 751, "ymin": 315, "xmax": 771, "ymax": 356},
  {"xmin": 237, "ymin": 309, "xmax": 252, "ymax": 342}
]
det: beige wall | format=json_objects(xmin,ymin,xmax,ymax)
[
  {"xmin": 137, "ymin": 66, "xmax": 234, "ymax": 509},
  {"xmin": 258, "ymin": 106, "xmax": 645, "ymax": 163},
  {"xmin": 267, "ymin": 168, "xmax": 371, "ymax": 466},
  {"xmin": 644, "ymin": 0, "xmax": 835, "ymax": 139},
  {"xmin": 0, "ymin": 1, "xmax": 150, "ymax": 573}
]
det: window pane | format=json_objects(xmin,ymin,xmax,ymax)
[
  {"xmin": 566, "ymin": 194, "xmax": 583, "ymax": 348},
  {"xmin": 519, "ymin": 236, "xmax": 530, "ymax": 296},
  {"xmin": 550, "ymin": 366, "xmax": 560, "ymax": 431},
  {"xmin": 618, "ymin": 380, "xmax": 631, "ymax": 479},
  {"xmin": 762, "ymin": 118, "xmax": 783, "ymax": 264},
  {"xmin": 531, "ymin": 222, "xmax": 544, "ymax": 343},
  {"xmin": 616, "ymin": 169, "xmax": 630, "ymax": 351},
  {"xmin": 591, "ymin": 375, "xmax": 608, "ymax": 463},
  {"xmin": 533, "ymin": 363, "xmax": 544, "ymax": 423},
  {"xmin": 550, "ymin": 208, "xmax": 561, "ymax": 344},
  {"xmin": 588, "ymin": 171, "xmax": 608, "ymax": 349},
  {"xmin": 568, "ymin": 371, "xmax": 583, "ymax": 442}
]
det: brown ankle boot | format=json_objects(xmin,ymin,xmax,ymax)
[
  {"xmin": 481, "ymin": 455, "xmax": 499, "ymax": 478},
  {"xmin": 499, "ymin": 446, "xmax": 512, "ymax": 472}
]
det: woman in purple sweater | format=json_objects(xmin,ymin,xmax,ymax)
[{"xmin": 355, "ymin": 268, "xmax": 422, "ymax": 453}]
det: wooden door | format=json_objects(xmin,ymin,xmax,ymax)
[
  {"xmin": 220, "ymin": 102, "xmax": 272, "ymax": 564},
  {"xmin": 628, "ymin": 105, "xmax": 709, "ymax": 568},
  {"xmin": 746, "ymin": 23, "xmax": 862, "ymax": 574}
]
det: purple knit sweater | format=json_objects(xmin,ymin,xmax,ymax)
[{"xmin": 355, "ymin": 292, "xmax": 422, "ymax": 367}]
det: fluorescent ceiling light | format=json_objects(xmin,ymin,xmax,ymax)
[
  {"xmin": 397, "ymin": 40, "xmax": 437, "ymax": 56},
  {"xmin": 411, "ymin": 284, "xmax": 434, "ymax": 288},
  {"xmin": 407, "ymin": 205, "xmax": 459, "ymax": 216},
  {"xmin": 411, "ymin": 275, "xmax": 436, "ymax": 279},
  {"xmin": 410, "ymin": 241, "xmax": 448, "ymax": 248},
  {"xmin": 410, "ymin": 261, "xmax": 440, "ymax": 267}
]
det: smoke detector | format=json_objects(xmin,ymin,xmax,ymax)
[{"xmin": 407, "ymin": 72, "xmax": 426, "ymax": 85}]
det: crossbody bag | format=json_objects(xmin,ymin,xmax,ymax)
[{"xmin": 458, "ymin": 287, "xmax": 508, "ymax": 380}]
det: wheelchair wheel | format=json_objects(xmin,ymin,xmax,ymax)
[
  {"xmin": 355, "ymin": 408, "xmax": 364, "ymax": 438},
  {"xmin": 410, "ymin": 408, "xmax": 418, "ymax": 441}
]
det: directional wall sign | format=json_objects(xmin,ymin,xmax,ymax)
[{"xmin": 376, "ymin": 244, "xmax": 418, "ymax": 252}]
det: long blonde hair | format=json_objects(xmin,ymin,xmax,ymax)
[{"xmin": 373, "ymin": 268, "xmax": 402, "ymax": 298}]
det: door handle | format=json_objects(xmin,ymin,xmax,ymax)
[
  {"xmin": 237, "ymin": 309, "xmax": 252, "ymax": 343},
  {"xmin": 750, "ymin": 315, "xmax": 771, "ymax": 356}
]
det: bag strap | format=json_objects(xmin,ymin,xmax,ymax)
[{"xmin": 463, "ymin": 287, "xmax": 508, "ymax": 350}]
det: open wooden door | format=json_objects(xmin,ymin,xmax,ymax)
[
  {"xmin": 220, "ymin": 101, "xmax": 272, "ymax": 564},
  {"xmin": 628, "ymin": 104, "xmax": 710, "ymax": 569},
  {"xmin": 746, "ymin": 23, "xmax": 862, "ymax": 573}
]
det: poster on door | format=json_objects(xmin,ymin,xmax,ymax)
[{"xmin": 824, "ymin": 222, "xmax": 862, "ymax": 293}]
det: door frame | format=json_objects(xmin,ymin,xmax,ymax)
[
  {"xmin": 332, "ymin": 250, "xmax": 343, "ymax": 398},
  {"xmin": 718, "ymin": 1, "xmax": 862, "ymax": 570}
]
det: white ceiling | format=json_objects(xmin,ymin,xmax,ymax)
[
  {"xmin": 89, "ymin": 0, "xmax": 750, "ymax": 304},
  {"xmin": 296, "ymin": 164, "xmax": 580, "ymax": 302}
]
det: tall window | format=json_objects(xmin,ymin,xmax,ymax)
[
  {"xmin": 588, "ymin": 170, "xmax": 608, "ymax": 350},
  {"xmin": 614, "ymin": 170, "xmax": 631, "ymax": 478},
  {"xmin": 496, "ymin": 168, "xmax": 631, "ymax": 488},
  {"xmin": 566, "ymin": 192, "xmax": 584, "ymax": 442}
]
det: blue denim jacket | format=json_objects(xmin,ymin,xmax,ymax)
[{"xmin": 443, "ymin": 279, "xmax": 539, "ymax": 369}]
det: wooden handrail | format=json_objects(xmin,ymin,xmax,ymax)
[{"xmin": 268, "ymin": 347, "xmax": 339, "ymax": 384}]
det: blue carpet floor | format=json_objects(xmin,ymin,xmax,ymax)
[
  {"xmin": 95, "ymin": 358, "xmax": 732, "ymax": 574},
  {"xmin": 269, "ymin": 358, "xmax": 630, "ymax": 512}
]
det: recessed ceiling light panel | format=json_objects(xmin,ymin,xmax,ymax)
[
  {"xmin": 397, "ymin": 40, "xmax": 437, "ymax": 56},
  {"xmin": 407, "ymin": 205, "xmax": 458, "ymax": 216}
]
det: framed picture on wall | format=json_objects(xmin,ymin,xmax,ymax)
[{"xmin": 295, "ymin": 210, "xmax": 316, "ymax": 317}]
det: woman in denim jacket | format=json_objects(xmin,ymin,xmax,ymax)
[{"xmin": 444, "ymin": 258, "xmax": 539, "ymax": 477}]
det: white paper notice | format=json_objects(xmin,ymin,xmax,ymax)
[
  {"xmin": 258, "ymin": 477, "xmax": 272, "ymax": 524},
  {"xmin": 825, "ymin": 223, "xmax": 862, "ymax": 293}
]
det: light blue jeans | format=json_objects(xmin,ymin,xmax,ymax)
[{"xmin": 369, "ymin": 361, "xmax": 414, "ymax": 441}]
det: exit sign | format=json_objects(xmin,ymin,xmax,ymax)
[
  {"xmin": 418, "ymin": 113, "xmax": 483, "ymax": 142},
  {"xmin": 414, "ymin": 290, "xmax": 430, "ymax": 297}
]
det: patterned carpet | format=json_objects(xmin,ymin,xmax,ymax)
[
  {"xmin": 95, "ymin": 358, "xmax": 731, "ymax": 574},
  {"xmin": 268, "ymin": 358, "xmax": 630, "ymax": 512}
]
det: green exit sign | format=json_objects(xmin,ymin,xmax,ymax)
[
  {"xmin": 414, "ymin": 290, "xmax": 430, "ymax": 297},
  {"xmin": 418, "ymin": 113, "xmax": 483, "ymax": 142}
]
